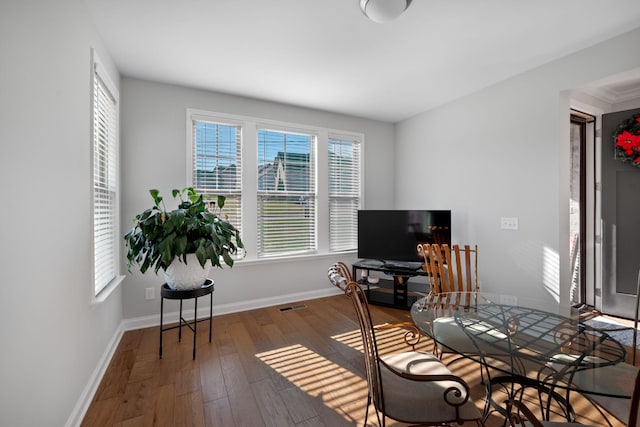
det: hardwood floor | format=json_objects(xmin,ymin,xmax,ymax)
[{"xmin": 82, "ymin": 295, "xmax": 625, "ymax": 426}]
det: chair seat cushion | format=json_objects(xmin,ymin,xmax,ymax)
[
  {"xmin": 379, "ymin": 351, "xmax": 481, "ymax": 424},
  {"xmin": 434, "ymin": 316, "xmax": 507, "ymax": 355}
]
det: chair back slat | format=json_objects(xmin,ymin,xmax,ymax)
[
  {"xmin": 453, "ymin": 244, "xmax": 464, "ymax": 292},
  {"xmin": 464, "ymin": 245, "xmax": 474, "ymax": 291},
  {"xmin": 417, "ymin": 244, "xmax": 437, "ymax": 293},
  {"xmin": 441, "ymin": 244, "xmax": 455, "ymax": 292}
]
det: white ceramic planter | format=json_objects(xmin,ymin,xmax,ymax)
[{"xmin": 162, "ymin": 253, "xmax": 212, "ymax": 290}]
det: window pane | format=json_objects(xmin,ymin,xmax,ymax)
[
  {"xmin": 329, "ymin": 137, "xmax": 361, "ymax": 252},
  {"xmin": 192, "ymin": 119, "xmax": 242, "ymax": 245},
  {"xmin": 258, "ymin": 195, "xmax": 316, "ymax": 256},
  {"xmin": 257, "ymin": 129, "xmax": 316, "ymax": 257},
  {"xmin": 93, "ymin": 72, "xmax": 118, "ymax": 295},
  {"xmin": 194, "ymin": 121, "xmax": 241, "ymax": 192},
  {"xmin": 258, "ymin": 130, "xmax": 314, "ymax": 192}
]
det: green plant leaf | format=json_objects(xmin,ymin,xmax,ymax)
[
  {"xmin": 171, "ymin": 210, "xmax": 186, "ymax": 228},
  {"xmin": 217, "ymin": 195, "xmax": 226, "ymax": 210},
  {"xmin": 149, "ymin": 189, "xmax": 162, "ymax": 206},
  {"xmin": 186, "ymin": 187, "xmax": 196, "ymax": 197},
  {"xmin": 174, "ymin": 235, "xmax": 188, "ymax": 255},
  {"xmin": 195, "ymin": 244, "xmax": 207, "ymax": 267},
  {"xmin": 222, "ymin": 251, "xmax": 234, "ymax": 267}
]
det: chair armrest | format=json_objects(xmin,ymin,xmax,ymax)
[
  {"xmin": 504, "ymin": 399, "xmax": 545, "ymax": 427},
  {"xmin": 375, "ymin": 322, "xmax": 422, "ymax": 350},
  {"xmin": 380, "ymin": 358, "xmax": 472, "ymax": 407}
]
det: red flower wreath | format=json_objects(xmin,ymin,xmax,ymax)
[{"xmin": 614, "ymin": 113, "xmax": 640, "ymax": 166}]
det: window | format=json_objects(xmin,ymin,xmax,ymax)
[
  {"xmin": 92, "ymin": 56, "xmax": 119, "ymax": 296},
  {"xmin": 188, "ymin": 109, "xmax": 363, "ymax": 261},
  {"xmin": 257, "ymin": 129, "xmax": 316, "ymax": 257},
  {"xmin": 328, "ymin": 135, "xmax": 361, "ymax": 252},
  {"xmin": 189, "ymin": 116, "xmax": 243, "ymax": 246}
]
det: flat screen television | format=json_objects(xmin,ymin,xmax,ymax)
[{"xmin": 357, "ymin": 210, "xmax": 451, "ymax": 267}]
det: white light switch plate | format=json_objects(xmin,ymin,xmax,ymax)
[{"xmin": 501, "ymin": 217, "xmax": 518, "ymax": 230}]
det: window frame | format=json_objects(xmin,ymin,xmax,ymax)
[
  {"xmin": 186, "ymin": 109, "xmax": 364, "ymax": 263},
  {"xmin": 91, "ymin": 50, "xmax": 124, "ymax": 301}
]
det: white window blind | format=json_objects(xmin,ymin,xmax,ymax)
[
  {"xmin": 328, "ymin": 136, "xmax": 361, "ymax": 252},
  {"xmin": 93, "ymin": 69, "xmax": 118, "ymax": 295},
  {"xmin": 191, "ymin": 118, "xmax": 243, "ymax": 248},
  {"xmin": 257, "ymin": 129, "xmax": 316, "ymax": 257}
]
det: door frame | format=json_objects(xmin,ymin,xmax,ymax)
[
  {"xmin": 570, "ymin": 112, "xmax": 589, "ymax": 305},
  {"xmin": 569, "ymin": 105, "xmax": 599, "ymax": 309}
]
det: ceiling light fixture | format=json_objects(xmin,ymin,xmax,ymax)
[{"xmin": 360, "ymin": 0, "xmax": 413, "ymax": 23}]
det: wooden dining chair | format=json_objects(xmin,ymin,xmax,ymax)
[
  {"xmin": 417, "ymin": 244, "xmax": 483, "ymax": 365},
  {"xmin": 506, "ymin": 367, "xmax": 640, "ymax": 427},
  {"xmin": 343, "ymin": 280, "xmax": 482, "ymax": 426}
]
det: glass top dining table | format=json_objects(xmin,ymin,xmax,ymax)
[{"xmin": 410, "ymin": 292, "xmax": 631, "ymax": 420}]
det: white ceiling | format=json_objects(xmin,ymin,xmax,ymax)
[{"xmin": 84, "ymin": 0, "xmax": 640, "ymax": 123}]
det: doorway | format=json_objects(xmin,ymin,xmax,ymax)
[{"xmin": 569, "ymin": 110, "xmax": 595, "ymax": 306}]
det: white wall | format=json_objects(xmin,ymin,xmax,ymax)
[
  {"xmin": 120, "ymin": 78, "xmax": 395, "ymax": 319},
  {"xmin": 0, "ymin": 1, "xmax": 123, "ymax": 426},
  {"xmin": 395, "ymin": 27, "xmax": 640, "ymax": 305}
]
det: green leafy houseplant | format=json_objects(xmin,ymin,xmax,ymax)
[{"xmin": 124, "ymin": 187, "xmax": 244, "ymax": 279}]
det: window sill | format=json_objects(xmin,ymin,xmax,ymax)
[
  {"xmin": 233, "ymin": 250, "xmax": 357, "ymax": 268},
  {"xmin": 91, "ymin": 274, "xmax": 125, "ymax": 305}
]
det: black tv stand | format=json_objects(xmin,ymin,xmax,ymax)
[
  {"xmin": 352, "ymin": 259, "xmax": 428, "ymax": 310},
  {"xmin": 381, "ymin": 260, "xmax": 423, "ymax": 270}
]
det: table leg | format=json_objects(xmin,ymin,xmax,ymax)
[
  {"xmin": 484, "ymin": 375, "xmax": 575, "ymax": 423},
  {"xmin": 178, "ymin": 299, "xmax": 183, "ymax": 342},
  {"xmin": 209, "ymin": 290, "xmax": 213, "ymax": 342},
  {"xmin": 193, "ymin": 297, "xmax": 198, "ymax": 360},
  {"xmin": 159, "ymin": 295, "xmax": 164, "ymax": 359}
]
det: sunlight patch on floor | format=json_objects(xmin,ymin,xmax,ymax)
[
  {"xmin": 255, "ymin": 324, "xmax": 436, "ymax": 424},
  {"xmin": 255, "ymin": 343, "xmax": 368, "ymax": 423},
  {"xmin": 331, "ymin": 324, "xmax": 421, "ymax": 355}
]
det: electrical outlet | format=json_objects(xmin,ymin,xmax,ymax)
[
  {"xmin": 145, "ymin": 287, "xmax": 155, "ymax": 300},
  {"xmin": 500, "ymin": 217, "xmax": 518, "ymax": 230}
]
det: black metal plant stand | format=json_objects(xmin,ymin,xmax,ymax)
[{"xmin": 159, "ymin": 279, "xmax": 214, "ymax": 360}]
